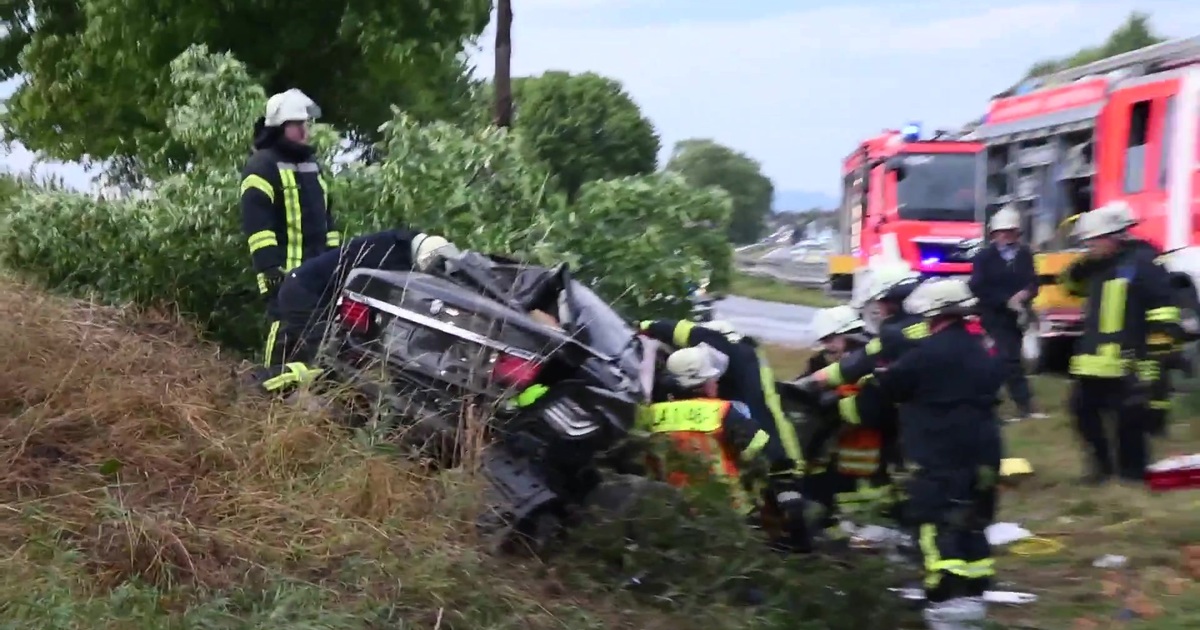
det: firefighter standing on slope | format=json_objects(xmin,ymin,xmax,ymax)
[
  {"xmin": 240, "ymin": 89, "xmax": 340, "ymax": 390},
  {"xmin": 1060, "ymin": 201, "xmax": 1182, "ymax": 484},
  {"xmin": 968, "ymin": 205, "xmax": 1045, "ymax": 422},
  {"xmin": 637, "ymin": 318, "xmax": 807, "ymax": 514},
  {"xmin": 871, "ymin": 277, "xmax": 1004, "ymax": 630},
  {"xmin": 793, "ymin": 305, "xmax": 893, "ymax": 540},
  {"xmin": 638, "ymin": 344, "xmax": 813, "ymax": 552}
]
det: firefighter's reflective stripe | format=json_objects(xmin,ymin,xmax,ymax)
[
  {"xmin": 754, "ymin": 347, "xmax": 804, "ymax": 468},
  {"xmin": 262, "ymin": 362, "xmax": 325, "ymax": 391},
  {"xmin": 903, "ymin": 321, "xmax": 930, "ymax": 340},
  {"xmin": 865, "ymin": 338, "xmax": 882, "ymax": 355},
  {"xmin": 670, "ymin": 320, "xmax": 695, "ymax": 347},
  {"xmin": 836, "ymin": 427, "xmax": 882, "ymax": 477},
  {"xmin": 278, "ymin": 166, "xmax": 305, "ymax": 272},
  {"xmin": 248, "ymin": 230, "xmax": 278, "ymax": 255},
  {"xmin": 835, "ymin": 480, "xmax": 893, "ymax": 510},
  {"xmin": 835, "ymin": 383, "xmax": 861, "ymax": 425},
  {"xmin": 264, "ymin": 321, "xmax": 281, "ymax": 364},
  {"xmin": 1070, "ymin": 278, "xmax": 1129, "ymax": 378},
  {"xmin": 1146, "ymin": 306, "xmax": 1180, "ymax": 323},
  {"xmin": 240, "ymin": 174, "xmax": 275, "ymax": 203},
  {"xmin": 256, "ymin": 273, "xmax": 270, "ymax": 295},
  {"xmin": 919, "ymin": 524, "xmax": 996, "ymax": 589},
  {"xmin": 318, "ymin": 173, "xmax": 340, "ymax": 248},
  {"xmin": 640, "ymin": 399, "xmax": 752, "ymax": 511},
  {"xmin": 515, "ymin": 384, "xmax": 549, "ymax": 407},
  {"xmin": 837, "ymin": 396, "xmax": 860, "ymax": 425}
]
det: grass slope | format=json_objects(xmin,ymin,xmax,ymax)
[
  {"xmin": 0, "ymin": 280, "xmax": 907, "ymax": 630},
  {"xmin": 763, "ymin": 345, "xmax": 1200, "ymax": 629},
  {"xmin": 727, "ymin": 271, "xmax": 842, "ymax": 308}
]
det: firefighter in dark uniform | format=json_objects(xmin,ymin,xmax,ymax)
[
  {"xmin": 639, "ymin": 344, "xmax": 812, "ymax": 552},
  {"xmin": 793, "ymin": 305, "xmax": 891, "ymax": 539},
  {"xmin": 871, "ymin": 277, "xmax": 1004, "ymax": 629},
  {"xmin": 637, "ymin": 318, "xmax": 806, "ymax": 511},
  {"xmin": 240, "ymin": 89, "xmax": 339, "ymax": 387},
  {"xmin": 798, "ymin": 262, "xmax": 928, "ymax": 481},
  {"xmin": 259, "ymin": 229, "xmax": 459, "ymax": 393},
  {"xmin": 1060, "ymin": 201, "xmax": 1182, "ymax": 484}
]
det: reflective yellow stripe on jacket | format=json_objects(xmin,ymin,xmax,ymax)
[
  {"xmin": 278, "ymin": 166, "xmax": 305, "ymax": 272},
  {"xmin": 1070, "ymin": 278, "xmax": 1129, "ymax": 378}
]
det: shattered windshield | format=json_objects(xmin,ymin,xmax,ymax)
[{"xmin": 894, "ymin": 153, "xmax": 977, "ymax": 223}]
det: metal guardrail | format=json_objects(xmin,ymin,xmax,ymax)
[{"xmin": 733, "ymin": 246, "xmax": 830, "ymax": 288}]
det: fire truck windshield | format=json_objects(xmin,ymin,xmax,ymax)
[{"xmin": 893, "ymin": 153, "xmax": 976, "ymax": 223}]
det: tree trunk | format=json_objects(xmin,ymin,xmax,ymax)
[{"xmin": 494, "ymin": 0, "xmax": 514, "ymax": 128}]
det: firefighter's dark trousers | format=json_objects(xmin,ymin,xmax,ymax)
[
  {"xmin": 1070, "ymin": 377, "xmax": 1149, "ymax": 479},
  {"xmin": 905, "ymin": 466, "xmax": 997, "ymax": 602},
  {"xmin": 257, "ymin": 279, "xmax": 328, "ymax": 393},
  {"xmin": 989, "ymin": 323, "xmax": 1033, "ymax": 414}
]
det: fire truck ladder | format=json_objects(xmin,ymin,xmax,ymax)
[{"xmin": 1040, "ymin": 35, "xmax": 1200, "ymax": 85}]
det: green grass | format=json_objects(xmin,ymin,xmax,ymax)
[
  {"xmin": 727, "ymin": 271, "xmax": 842, "ymax": 307},
  {"xmin": 762, "ymin": 345, "xmax": 1200, "ymax": 629}
]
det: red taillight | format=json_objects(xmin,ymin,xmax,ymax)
[
  {"xmin": 491, "ymin": 352, "xmax": 542, "ymax": 388},
  {"xmin": 338, "ymin": 298, "xmax": 371, "ymax": 334}
]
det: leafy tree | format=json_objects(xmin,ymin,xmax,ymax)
[
  {"xmin": 666, "ymin": 139, "xmax": 774, "ymax": 245},
  {"xmin": 511, "ymin": 71, "xmax": 660, "ymax": 201},
  {"xmin": 1024, "ymin": 11, "xmax": 1164, "ymax": 78},
  {"xmin": 0, "ymin": 45, "xmax": 724, "ymax": 350},
  {"xmin": 0, "ymin": 0, "xmax": 491, "ymax": 182}
]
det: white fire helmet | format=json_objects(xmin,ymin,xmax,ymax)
[
  {"xmin": 989, "ymin": 206, "xmax": 1021, "ymax": 233},
  {"xmin": 264, "ymin": 89, "xmax": 322, "ymax": 127},
  {"xmin": 811, "ymin": 305, "xmax": 865, "ymax": 341},
  {"xmin": 902, "ymin": 277, "xmax": 978, "ymax": 318},
  {"xmin": 1071, "ymin": 200, "xmax": 1137, "ymax": 241}
]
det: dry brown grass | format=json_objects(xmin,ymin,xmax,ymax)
[{"xmin": 0, "ymin": 278, "xmax": 731, "ymax": 629}]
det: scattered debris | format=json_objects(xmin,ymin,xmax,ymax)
[
  {"xmin": 1093, "ymin": 554, "xmax": 1128, "ymax": 569},
  {"xmin": 986, "ymin": 522, "xmax": 1033, "ymax": 546}
]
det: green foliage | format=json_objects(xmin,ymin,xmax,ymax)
[
  {"xmin": 566, "ymin": 473, "xmax": 908, "ymax": 630},
  {"xmin": 512, "ymin": 71, "xmax": 661, "ymax": 201},
  {"xmin": 0, "ymin": 0, "xmax": 490, "ymax": 183},
  {"xmin": 1024, "ymin": 11, "xmax": 1164, "ymax": 79},
  {"xmin": 0, "ymin": 45, "xmax": 727, "ymax": 351},
  {"xmin": 666, "ymin": 139, "xmax": 775, "ymax": 246},
  {"xmin": 564, "ymin": 173, "xmax": 732, "ymax": 311}
]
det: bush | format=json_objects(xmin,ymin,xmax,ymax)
[{"xmin": 0, "ymin": 44, "xmax": 733, "ymax": 351}]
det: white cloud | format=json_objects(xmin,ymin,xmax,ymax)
[{"xmin": 473, "ymin": 1, "xmax": 1200, "ymax": 193}]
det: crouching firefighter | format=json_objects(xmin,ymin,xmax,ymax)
[
  {"xmin": 637, "ymin": 318, "xmax": 806, "ymax": 500},
  {"xmin": 794, "ymin": 262, "xmax": 928, "ymax": 510},
  {"xmin": 637, "ymin": 345, "xmax": 814, "ymax": 552},
  {"xmin": 795, "ymin": 305, "xmax": 895, "ymax": 539},
  {"xmin": 872, "ymin": 278, "xmax": 1004, "ymax": 630},
  {"xmin": 1060, "ymin": 201, "xmax": 1183, "ymax": 483},
  {"xmin": 240, "ymin": 89, "xmax": 340, "ymax": 385},
  {"xmin": 253, "ymin": 229, "xmax": 460, "ymax": 394}
]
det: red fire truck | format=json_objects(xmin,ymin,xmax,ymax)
[
  {"xmin": 966, "ymin": 35, "xmax": 1200, "ymax": 373},
  {"xmin": 828, "ymin": 128, "xmax": 984, "ymax": 302}
]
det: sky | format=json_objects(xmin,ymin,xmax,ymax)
[{"xmin": 5, "ymin": 0, "xmax": 1200, "ymax": 205}]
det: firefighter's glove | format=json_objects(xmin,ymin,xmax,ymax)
[{"xmin": 258, "ymin": 267, "xmax": 285, "ymax": 298}]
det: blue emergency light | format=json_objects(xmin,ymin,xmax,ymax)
[{"xmin": 901, "ymin": 123, "xmax": 921, "ymax": 142}]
